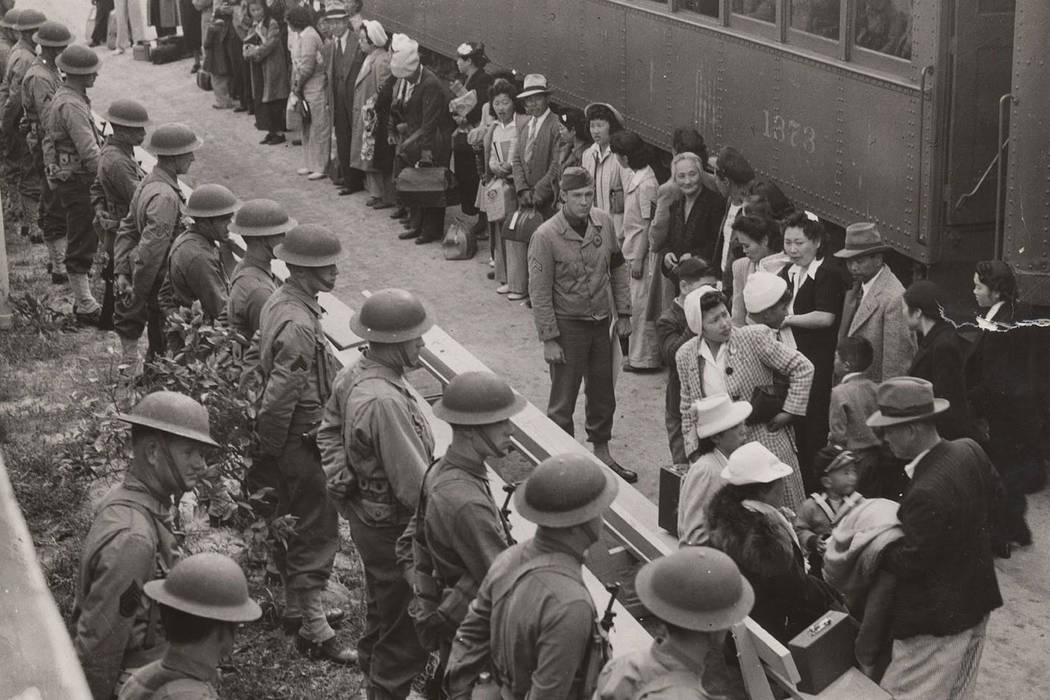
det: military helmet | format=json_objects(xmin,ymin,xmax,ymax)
[
  {"xmin": 274, "ymin": 224, "xmax": 343, "ymax": 267},
  {"xmin": 13, "ymin": 8, "xmax": 46, "ymax": 32},
  {"xmin": 514, "ymin": 453, "xmax": 619, "ymax": 528},
  {"xmin": 145, "ymin": 122, "xmax": 203, "ymax": 156},
  {"xmin": 118, "ymin": 391, "xmax": 219, "ymax": 447},
  {"xmin": 184, "ymin": 184, "xmax": 241, "ymax": 219},
  {"xmin": 349, "ymin": 288, "xmax": 433, "ymax": 343},
  {"xmin": 0, "ymin": 9, "xmax": 25, "ymax": 30},
  {"xmin": 229, "ymin": 199, "xmax": 298, "ymax": 237},
  {"xmin": 103, "ymin": 99, "xmax": 151, "ymax": 128},
  {"xmin": 634, "ymin": 547, "xmax": 754, "ymax": 632},
  {"xmin": 33, "ymin": 20, "xmax": 72, "ymax": 47},
  {"xmin": 433, "ymin": 372, "xmax": 526, "ymax": 426},
  {"xmin": 56, "ymin": 44, "xmax": 101, "ymax": 75},
  {"xmin": 144, "ymin": 552, "xmax": 262, "ymax": 622}
]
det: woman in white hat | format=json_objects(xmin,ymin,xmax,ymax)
[
  {"xmin": 707, "ymin": 442, "xmax": 839, "ymax": 643},
  {"xmin": 677, "ymin": 393, "xmax": 752, "ymax": 547},
  {"xmin": 351, "ymin": 19, "xmax": 395, "ymax": 204}
]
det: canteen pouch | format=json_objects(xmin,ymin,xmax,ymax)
[
  {"xmin": 788, "ymin": 611, "xmax": 859, "ymax": 693},
  {"xmin": 396, "ymin": 165, "xmax": 460, "ymax": 209}
]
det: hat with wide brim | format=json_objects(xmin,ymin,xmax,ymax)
[
  {"xmin": 693, "ymin": 394, "xmax": 752, "ymax": 440},
  {"xmin": 866, "ymin": 376, "xmax": 950, "ymax": 428},
  {"xmin": 103, "ymin": 99, "xmax": 152, "ymax": 128},
  {"xmin": 514, "ymin": 453, "xmax": 619, "ymax": 528},
  {"xmin": 229, "ymin": 199, "xmax": 298, "ymax": 237},
  {"xmin": 584, "ymin": 102, "xmax": 625, "ymax": 130},
  {"xmin": 144, "ymin": 123, "xmax": 203, "ymax": 156},
  {"xmin": 517, "ymin": 73, "xmax": 551, "ymax": 99},
  {"xmin": 635, "ymin": 547, "xmax": 755, "ymax": 631},
  {"xmin": 432, "ymin": 371, "xmax": 528, "ymax": 425},
  {"xmin": 117, "ymin": 391, "xmax": 219, "ymax": 447},
  {"xmin": 144, "ymin": 553, "xmax": 262, "ymax": 623},
  {"xmin": 720, "ymin": 441, "xmax": 793, "ymax": 486},
  {"xmin": 349, "ymin": 288, "xmax": 433, "ymax": 342},
  {"xmin": 275, "ymin": 224, "xmax": 343, "ymax": 267},
  {"xmin": 834, "ymin": 222, "xmax": 892, "ymax": 259}
]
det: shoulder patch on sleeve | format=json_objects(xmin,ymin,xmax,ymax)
[
  {"xmin": 119, "ymin": 580, "xmax": 142, "ymax": 618},
  {"xmin": 290, "ymin": 355, "xmax": 310, "ymax": 372},
  {"xmin": 530, "ymin": 258, "xmax": 543, "ymax": 273}
]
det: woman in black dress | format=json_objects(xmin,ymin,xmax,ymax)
[
  {"xmin": 779, "ymin": 212, "xmax": 848, "ymax": 488},
  {"xmin": 656, "ymin": 152, "xmax": 726, "ymax": 287}
]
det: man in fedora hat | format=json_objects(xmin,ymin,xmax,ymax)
[
  {"xmin": 528, "ymin": 166, "xmax": 635, "ymax": 483},
  {"xmin": 867, "ymin": 376, "xmax": 1003, "ymax": 699},
  {"xmin": 677, "ymin": 393, "xmax": 752, "ymax": 546},
  {"xmin": 593, "ymin": 547, "xmax": 753, "ymax": 699},
  {"xmin": 317, "ymin": 288, "xmax": 437, "ymax": 694},
  {"xmin": 321, "ymin": 3, "xmax": 366, "ymax": 195},
  {"xmin": 834, "ymin": 222, "xmax": 915, "ymax": 382},
  {"xmin": 512, "ymin": 73, "xmax": 561, "ymax": 217},
  {"xmin": 408, "ymin": 371, "xmax": 526, "ymax": 698},
  {"xmin": 445, "ymin": 453, "xmax": 619, "ymax": 700}
]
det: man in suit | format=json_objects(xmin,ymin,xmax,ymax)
[
  {"xmin": 512, "ymin": 74, "xmax": 561, "ymax": 218},
  {"xmin": 868, "ymin": 377, "xmax": 1003, "ymax": 700},
  {"xmin": 322, "ymin": 3, "xmax": 365, "ymax": 195},
  {"xmin": 835, "ymin": 222, "xmax": 916, "ymax": 382}
]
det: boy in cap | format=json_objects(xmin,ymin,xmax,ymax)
[
  {"xmin": 742, "ymin": 269, "xmax": 793, "ymax": 344},
  {"xmin": 793, "ymin": 444, "xmax": 864, "ymax": 577},
  {"xmin": 593, "ymin": 547, "xmax": 753, "ymax": 699}
]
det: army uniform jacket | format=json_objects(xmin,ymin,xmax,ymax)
[
  {"xmin": 594, "ymin": 640, "xmax": 712, "ymax": 700},
  {"xmin": 113, "ymin": 165, "xmax": 185, "ymax": 298},
  {"xmin": 158, "ymin": 226, "xmax": 232, "ymax": 320},
  {"xmin": 446, "ymin": 533, "xmax": 596, "ymax": 700},
  {"xmin": 91, "ymin": 136, "xmax": 145, "ymax": 222},
  {"xmin": 527, "ymin": 208, "xmax": 631, "ymax": 342},
  {"xmin": 227, "ymin": 254, "xmax": 278, "ymax": 340},
  {"xmin": 20, "ymin": 59, "xmax": 60, "ymax": 139},
  {"xmin": 117, "ymin": 647, "xmax": 219, "ymax": 700},
  {"xmin": 256, "ymin": 277, "xmax": 340, "ymax": 456},
  {"xmin": 73, "ymin": 478, "xmax": 177, "ymax": 700},
  {"xmin": 0, "ymin": 38, "xmax": 34, "ymax": 134},
  {"xmin": 42, "ymin": 83, "xmax": 101, "ymax": 183},
  {"xmin": 414, "ymin": 445, "xmax": 509, "ymax": 625},
  {"xmin": 0, "ymin": 36, "xmax": 12, "ymax": 81},
  {"xmin": 317, "ymin": 355, "xmax": 434, "ymax": 528}
]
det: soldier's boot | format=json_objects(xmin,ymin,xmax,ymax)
[
  {"xmin": 70, "ymin": 273, "xmax": 102, "ymax": 326},
  {"xmin": 295, "ymin": 586, "xmax": 357, "ymax": 665},
  {"xmin": 119, "ymin": 335, "xmax": 143, "ymax": 377},
  {"xmin": 45, "ymin": 238, "xmax": 68, "ymax": 284},
  {"xmin": 21, "ymin": 196, "xmax": 43, "ymax": 243},
  {"xmin": 3, "ymin": 188, "xmax": 22, "ymax": 226}
]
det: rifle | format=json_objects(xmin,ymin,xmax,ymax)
[
  {"xmin": 499, "ymin": 482, "xmax": 517, "ymax": 545},
  {"xmin": 579, "ymin": 581, "xmax": 620, "ymax": 699}
]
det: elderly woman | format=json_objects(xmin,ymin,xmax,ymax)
[
  {"xmin": 483, "ymin": 78, "xmax": 528, "ymax": 294},
  {"xmin": 730, "ymin": 213, "xmax": 790, "ymax": 326},
  {"xmin": 350, "ymin": 20, "xmax": 394, "ymax": 205},
  {"xmin": 581, "ymin": 103, "xmax": 629, "ymax": 234},
  {"xmin": 287, "ymin": 6, "xmax": 330, "ymax": 179},
  {"xmin": 242, "ymin": 0, "xmax": 290, "ymax": 145},
  {"xmin": 676, "ymin": 287, "xmax": 812, "ymax": 509}
]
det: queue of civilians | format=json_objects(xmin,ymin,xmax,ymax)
[{"xmin": 2, "ymin": 2, "xmax": 1047, "ymax": 700}]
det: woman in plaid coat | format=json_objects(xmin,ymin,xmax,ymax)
[{"xmin": 677, "ymin": 288, "xmax": 813, "ymax": 509}]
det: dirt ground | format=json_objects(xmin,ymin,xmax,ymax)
[{"xmin": 20, "ymin": 1, "xmax": 1050, "ymax": 696}]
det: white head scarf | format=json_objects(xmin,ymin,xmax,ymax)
[
  {"xmin": 362, "ymin": 19, "xmax": 387, "ymax": 48},
  {"xmin": 683, "ymin": 285, "xmax": 719, "ymax": 335}
]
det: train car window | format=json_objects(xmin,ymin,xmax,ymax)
[
  {"xmin": 678, "ymin": 0, "xmax": 720, "ymax": 18},
  {"xmin": 790, "ymin": 0, "xmax": 840, "ymax": 39},
  {"xmin": 854, "ymin": 0, "xmax": 912, "ymax": 60},
  {"xmin": 731, "ymin": 0, "xmax": 775, "ymax": 23}
]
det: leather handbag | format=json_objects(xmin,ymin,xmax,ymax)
[
  {"xmin": 746, "ymin": 375, "xmax": 790, "ymax": 425},
  {"xmin": 396, "ymin": 165, "xmax": 460, "ymax": 208},
  {"xmin": 442, "ymin": 219, "xmax": 478, "ymax": 260},
  {"xmin": 196, "ymin": 70, "xmax": 212, "ymax": 92},
  {"xmin": 501, "ymin": 207, "xmax": 544, "ymax": 244}
]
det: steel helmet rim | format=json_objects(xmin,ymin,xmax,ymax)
[
  {"xmin": 33, "ymin": 21, "xmax": 73, "ymax": 47},
  {"xmin": 0, "ymin": 9, "xmax": 24, "ymax": 29},
  {"xmin": 634, "ymin": 547, "xmax": 754, "ymax": 631},
  {"xmin": 143, "ymin": 553, "xmax": 262, "ymax": 622},
  {"xmin": 103, "ymin": 99, "xmax": 152, "ymax": 128},
  {"xmin": 432, "ymin": 372, "xmax": 528, "ymax": 425},
  {"xmin": 14, "ymin": 8, "xmax": 46, "ymax": 31},
  {"xmin": 514, "ymin": 453, "xmax": 619, "ymax": 527},
  {"xmin": 145, "ymin": 123, "xmax": 203, "ymax": 156},
  {"xmin": 348, "ymin": 289, "xmax": 433, "ymax": 342},
  {"xmin": 184, "ymin": 184, "xmax": 242, "ymax": 219},
  {"xmin": 274, "ymin": 224, "xmax": 343, "ymax": 267},
  {"xmin": 56, "ymin": 45, "xmax": 102, "ymax": 75},
  {"xmin": 228, "ymin": 199, "xmax": 298, "ymax": 237},
  {"xmin": 117, "ymin": 391, "xmax": 219, "ymax": 447}
]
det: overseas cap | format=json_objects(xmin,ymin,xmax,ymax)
[
  {"xmin": 275, "ymin": 224, "xmax": 343, "ymax": 267},
  {"xmin": 13, "ymin": 8, "xmax": 46, "ymax": 31},
  {"xmin": 229, "ymin": 198, "xmax": 297, "ymax": 237},
  {"xmin": 433, "ymin": 372, "xmax": 527, "ymax": 426},
  {"xmin": 349, "ymin": 288, "xmax": 433, "ymax": 343},
  {"xmin": 144, "ymin": 552, "xmax": 262, "ymax": 622},
  {"xmin": 184, "ymin": 183, "xmax": 241, "ymax": 219},
  {"xmin": 33, "ymin": 20, "xmax": 72, "ymax": 47},
  {"xmin": 118, "ymin": 391, "xmax": 219, "ymax": 447},
  {"xmin": 103, "ymin": 99, "xmax": 151, "ymax": 128},
  {"xmin": 514, "ymin": 453, "xmax": 619, "ymax": 527},
  {"xmin": 145, "ymin": 123, "xmax": 203, "ymax": 156},
  {"xmin": 635, "ymin": 547, "xmax": 754, "ymax": 631},
  {"xmin": 56, "ymin": 44, "xmax": 101, "ymax": 75}
]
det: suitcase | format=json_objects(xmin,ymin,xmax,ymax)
[
  {"xmin": 658, "ymin": 464, "xmax": 689, "ymax": 536},
  {"xmin": 196, "ymin": 70, "xmax": 212, "ymax": 92},
  {"xmin": 395, "ymin": 165, "xmax": 460, "ymax": 209},
  {"xmin": 788, "ymin": 610, "xmax": 860, "ymax": 694},
  {"xmin": 150, "ymin": 36, "xmax": 186, "ymax": 65},
  {"xmin": 132, "ymin": 43, "xmax": 151, "ymax": 61}
]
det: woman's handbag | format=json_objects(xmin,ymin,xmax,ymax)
[
  {"xmin": 196, "ymin": 70, "xmax": 213, "ymax": 92},
  {"xmin": 285, "ymin": 95, "xmax": 303, "ymax": 131},
  {"xmin": 442, "ymin": 219, "xmax": 478, "ymax": 261},
  {"xmin": 746, "ymin": 376, "xmax": 790, "ymax": 426},
  {"xmin": 501, "ymin": 207, "xmax": 544, "ymax": 244},
  {"xmin": 480, "ymin": 178, "xmax": 512, "ymax": 222},
  {"xmin": 396, "ymin": 165, "xmax": 460, "ymax": 208}
]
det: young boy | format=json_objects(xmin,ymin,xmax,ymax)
[
  {"xmin": 656, "ymin": 257, "xmax": 721, "ymax": 466},
  {"xmin": 794, "ymin": 445, "xmax": 864, "ymax": 577},
  {"xmin": 828, "ymin": 335, "xmax": 888, "ymax": 490}
]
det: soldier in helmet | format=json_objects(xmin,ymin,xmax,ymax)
[
  {"xmin": 0, "ymin": 8, "xmax": 16, "ymax": 86},
  {"xmin": 113, "ymin": 123, "xmax": 202, "ymax": 367},
  {"xmin": 159, "ymin": 184, "xmax": 241, "ymax": 322},
  {"xmin": 254, "ymin": 225, "xmax": 355, "ymax": 664},
  {"xmin": 41, "ymin": 44, "xmax": 104, "ymax": 323},
  {"xmin": 407, "ymin": 371, "xmax": 527, "ymax": 699},
  {"xmin": 20, "ymin": 20, "xmax": 71, "ymax": 276},
  {"xmin": 593, "ymin": 547, "xmax": 753, "ymax": 699},
  {"xmin": 317, "ymin": 288, "xmax": 437, "ymax": 698},
  {"xmin": 445, "ymin": 452, "xmax": 619, "ymax": 700},
  {"xmin": 72, "ymin": 391, "xmax": 219, "ymax": 700},
  {"xmin": 0, "ymin": 8, "xmax": 45, "ymax": 240},
  {"xmin": 91, "ymin": 99, "xmax": 151, "ymax": 330},
  {"xmin": 227, "ymin": 199, "xmax": 296, "ymax": 341},
  {"xmin": 0, "ymin": 8, "xmax": 21, "ymax": 222},
  {"xmin": 118, "ymin": 552, "xmax": 262, "ymax": 700}
]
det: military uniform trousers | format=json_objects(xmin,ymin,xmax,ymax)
[
  {"xmin": 16, "ymin": 127, "xmax": 42, "ymax": 203},
  {"xmin": 114, "ymin": 273, "xmax": 167, "ymax": 358},
  {"xmin": 249, "ymin": 431, "xmax": 339, "ymax": 591},
  {"xmin": 44, "ymin": 174, "xmax": 99, "ymax": 274},
  {"xmin": 548, "ymin": 316, "xmax": 616, "ymax": 445},
  {"xmin": 346, "ymin": 507, "xmax": 428, "ymax": 700}
]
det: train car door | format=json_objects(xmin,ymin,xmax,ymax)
[{"xmin": 942, "ymin": 0, "xmax": 1015, "ymax": 229}]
